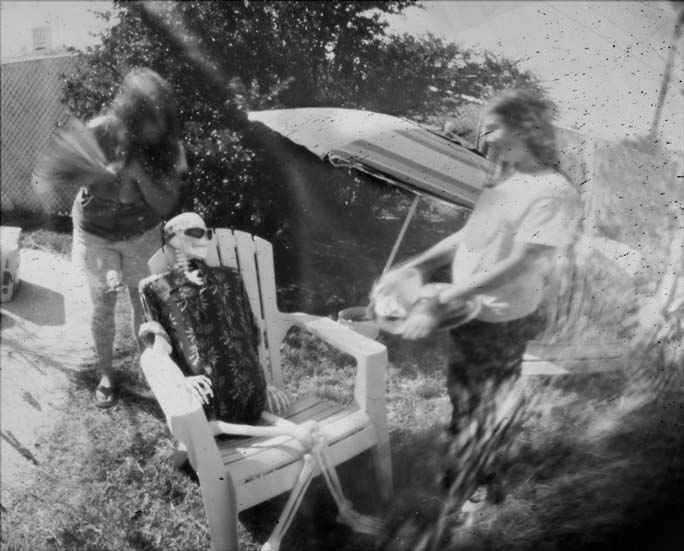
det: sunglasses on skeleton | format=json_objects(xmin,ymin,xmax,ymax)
[{"xmin": 170, "ymin": 227, "xmax": 214, "ymax": 240}]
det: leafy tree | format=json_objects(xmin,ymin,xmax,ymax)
[
  {"xmin": 62, "ymin": 1, "xmax": 413, "ymax": 244},
  {"xmin": 345, "ymin": 32, "xmax": 551, "ymax": 123},
  {"xmin": 61, "ymin": 0, "xmax": 551, "ymax": 284}
]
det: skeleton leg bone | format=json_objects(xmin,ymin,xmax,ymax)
[
  {"xmin": 312, "ymin": 439, "xmax": 385, "ymax": 536},
  {"xmin": 260, "ymin": 412, "xmax": 385, "ymax": 537},
  {"xmin": 261, "ymin": 453, "xmax": 316, "ymax": 551}
]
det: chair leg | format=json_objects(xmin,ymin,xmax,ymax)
[
  {"xmin": 172, "ymin": 440, "xmax": 189, "ymax": 470},
  {"xmin": 371, "ymin": 441, "xmax": 394, "ymax": 501},
  {"xmin": 201, "ymin": 474, "xmax": 240, "ymax": 551}
]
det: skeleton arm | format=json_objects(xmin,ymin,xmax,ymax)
[
  {"xmin": 140, "ymin": 316, "xmax": 374, "ymax": 530},
  {"xmin": 139, "ymin": 320, "xmax": 316, "ymax": 447}
]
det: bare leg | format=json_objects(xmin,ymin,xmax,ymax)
[
  {"xmin": 128, "ymin": 285, "xmax": 146, "ymax": 380},
  {"xmin": 128, "ymin": 285, "xmax": 145, "ymax": 355},
  {"xmin": 262, "ymin": 454, "xmax": 316, "ymax": 551},
  {"xmin": 90, "ymin": 285, "xmax": 117, "ymax": 388}
]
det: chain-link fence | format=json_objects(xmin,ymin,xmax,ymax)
[{"xmin": 1, "ymin": 54, "xmax": 79, "ymax": 216}]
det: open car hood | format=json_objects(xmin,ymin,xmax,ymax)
[{"xmin": 248, "ymin": 107, "xmax": 492, "ymax": 209}]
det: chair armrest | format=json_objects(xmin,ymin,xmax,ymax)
[
  {"xmin": 281, "ymin": 313, "xmax": 388, "ymax": 412},
  {"xmin": 140, "ymin": 347, "xmax": 238, "ymax": 549},
  {"xmin": 283, "ymin": 313, "xmax": 387, "ymax": 358},
  {"xmin": 140, "ymin": 347, "xmax": 227, "ymax": 470},
  {"xmin": 140, "ymin": 347, "xmax": 204, "ymax": 421}
]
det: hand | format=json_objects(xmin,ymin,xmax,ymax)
[
  {"xmin": 290, "ymin": 420, "xmax": 320, "ymax": 450},
  {"xmin": 186, "ymin": 375, "xmax": 214, "ymax": 405},
  {"xmin": 266, "ymin": 384, "xmax": 291, "ymax": 414},
  {"xmin": 105, "ymin": 160, "xmax": 125, "ymax": 175},
  {"xmin": 398, "ymin": 296, "xmax": 441, "ymax": 340},
  {"xmin": 139, "ymin": 321, "xmax": 172, "ymax": 354},
  {"xmin": 478, "ymin": 295, "xmax": 508, "ymax": 316},
  {"xmin": 122, "ymin": 159, "xmax": 150, "ymax": 184},
  {"xmin": 372, "ymin": 267, "xmax": 421, "ymax": 302}
]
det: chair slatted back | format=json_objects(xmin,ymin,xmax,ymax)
[
  {"xmin": 219, "ymin": 229, "xmax": 275, "ymax": 386},
  {"xmin": 252, "ymin": 235, "xmax": 286, "ymax": 387},
  {"xmin": 147, "ymin": 229, "xmax": 285, "ymax": 389}
]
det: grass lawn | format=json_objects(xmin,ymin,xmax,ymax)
[{"xmin": 2, "ymin": 226, "xmax": 683, "ymax": 551}]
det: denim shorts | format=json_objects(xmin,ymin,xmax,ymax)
[{"xmin": 72, "ymin": 224, "xmax": 162, "ymax": 291}]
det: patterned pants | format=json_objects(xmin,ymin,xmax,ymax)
[
  {"xmin": 441, "ymin": 310, "xmax": 546, "ymax": 508},
  {"xmin": 379, "ymin": 311, "xmax": 547, "ymax": 551},
  {"xmin": 72, "ymin": 224, "xmax": 161, "ymax": 375}
]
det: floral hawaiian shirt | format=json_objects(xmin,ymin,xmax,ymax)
[{"xmin": 139, "ymin": 261, "xmax": 266, "ymax": 423}]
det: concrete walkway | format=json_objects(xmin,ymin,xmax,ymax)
[{"xmin": 1, "ymin": 249, "xmax": 95, "ymax": 508}]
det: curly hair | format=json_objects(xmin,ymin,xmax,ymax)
[
  {"xmin": 486, "ymin": 89, "xmax": 560, "ymax": 169},
  {"xmin": 109, "ymin": 67, "xmax": 181, "ymax": 174}
]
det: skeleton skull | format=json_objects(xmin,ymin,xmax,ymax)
[{"xmin": 163, "ymin": 212, "xmax": 212, "ymax": 261}]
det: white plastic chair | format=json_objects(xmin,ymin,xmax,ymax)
[{"xmin": 140, "ymin": 229, "xmax": 392, "ymax": 551}]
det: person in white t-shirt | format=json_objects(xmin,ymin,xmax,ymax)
[{"xmin": 393, "ymin": 89, "xmax": 582, "ymax": 526}]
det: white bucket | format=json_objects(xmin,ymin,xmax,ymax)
[{"xmin": 337, "ymin": 306, "xmax": 380, "ymax": 340}]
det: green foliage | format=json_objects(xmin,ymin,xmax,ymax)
[
  {"xmin": 3, "ymin": 230, "xmax": 683, "ymax": 550},
  {"xmin": 347, "ymin": 33, "xmax": 550, "ymax": 122},
  {"xmin": 60, "ymin": 1, "xmax": 549, "ymax": 255},
  {"xmin": 61, "ymin": 1, "xmax": 413, "ymax": 249}
]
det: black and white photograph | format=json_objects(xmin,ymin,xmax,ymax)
[{"xmin": 1, "ymin": 1, "xmax": 682, "ymax": 550}]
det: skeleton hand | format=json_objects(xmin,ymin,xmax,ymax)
[
  {"xmin": 266, "ymin": 385, "xmax": 291, "ymax": 414},
  {"xmin": 186, "ymin": 375, "xmax": 214, "ymax": 405}
]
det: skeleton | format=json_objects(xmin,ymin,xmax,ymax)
[{"xmin": 140, "ymin": 212, "xmax": 383, "ymax": 550}]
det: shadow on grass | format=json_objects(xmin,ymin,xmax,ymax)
[
  {"xmin": 471, "ymin": 394, "xmax": 684, "ymax": 551},
  {"xmin": 1, "ymin": 346, "xmax": 210, "ymax": 551},
  {"xmin": 185, "ymin": 443, "xmax": 386, "ymax": 550},
  {"xmin": 375, "ymin": 382, "xmax": 684, "ymax": 551},
  {"xmin": 70, "ymin": 361, "xmax": 166, "ymax": 423}
]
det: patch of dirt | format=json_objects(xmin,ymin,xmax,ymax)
[{"xmin": 1, "ymin": 249, "xmax": 95, "ymax": 509}]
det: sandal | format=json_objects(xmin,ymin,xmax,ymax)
[{"xmin": 95, "ymin": 384, "xmax": 117, "ymax": 408}]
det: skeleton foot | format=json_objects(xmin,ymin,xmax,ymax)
[
  {"xmin": 311, "ymin": 440, "xmax": 385, "ymax": 536},
  {"xmin": 336, "ymin": 506, "xmax": 385, "ymax": 536}
]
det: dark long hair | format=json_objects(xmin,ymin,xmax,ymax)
[
  {"xmin": 110, "ymin": 67, "xmax": 181, "ymax": 174},
  {"xmin": 486, "ymin": 89, "xmax": 561, "ymax": 170}
]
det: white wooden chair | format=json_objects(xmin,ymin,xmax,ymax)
[{"xmin": 140, "ymin": 229, "xmax": 392, "ymax": 551}]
